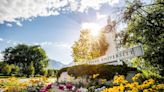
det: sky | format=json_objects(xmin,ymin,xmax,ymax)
[{"xmin": 0, "ymin": 0, "xmax": 125, "ymax": 64}]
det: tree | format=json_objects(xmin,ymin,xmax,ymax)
[
  {"xmin": 121, "ymin": 0, "xmax": 164, "ymax": 76},
  {"xmin": 3, "ymin": 44, "xmax": 48, "ymax": 76},
  {"xmin": 10, "ymin": 64, "xmax": 20, "ymax": 76},
  {"xmin": 27, "ymin": 62, "xmax": 35, "ymax": 77},
  {"xmin": 72, "ymin": 29, "xmax": 109, "ymax": 62},
  {"xmin": 40, "ymin": 68, "xmax": 47, "ymax": 76},
  {"xmin": 1, "ymin": 64, "xmax": 11, "ymax": 75},
  {"xmin": 47, "ymin": 69, "xmax": 54, "ymax": 77}
]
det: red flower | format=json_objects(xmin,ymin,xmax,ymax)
[
  {"xmin": 46, "ymin": 83, "xmax": 53, "ymax": 89},
  {"xmin": 59, "ymin": 85, "xmax": 64, "ymax": 90},
  {"xmin": 66, "ymin": 83, "xmax": 73, "ymax": 90}
]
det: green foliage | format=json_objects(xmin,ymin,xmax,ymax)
[
  {"xmin": 131, "ymin": 58, "xmax": 161, "ymax": 78},
  {"xmin": 121, "ymin": 0, "xmax": 164, "ymax": 76},
  {"xmin": 40, "ymin": 68, "xmax": 47, "ymax": 76},
  {"xmin": 10, "ymin": 64, "xmax": 20, "ymax": 76},
  {"xmin": 47, "ymin": 69, "xmax": 54, "ymax": 77},
  {"xmin": 1, "ymin": 64, "xmax": 11, "ymax": 75},
  {"xmin": 2, "ymin": 44, "xmax": 48, "ymax": 77},
  {"xmin": 72, "ymin": 29, "xmax": 109, "ymax": 62},
  {"xmin": 67, "ymin": 64, "xmax": 137, "ymax": 80},
  {"xmin": 27, "ymin": 62, "xmax": 35, "ymax": 77}
]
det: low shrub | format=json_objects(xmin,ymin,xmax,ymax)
[{"xmin": 67, "ymin": 64, "xmax": 138, "ymax": 80}]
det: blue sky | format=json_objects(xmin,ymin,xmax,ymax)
[
  {"xmin": 0, "ymin": 15, "xmax": 81, "ymax": 64},
  {"xmin": 0, "ymin": 0, "xmax": 125, "ymax": 64}
]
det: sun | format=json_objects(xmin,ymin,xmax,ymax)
[
  {"xmin": 90, "ymin": 29, "xmax": 99, "ymax": 37},
  {"xmin": 81, "ymin": 23, "xmax": 101, "ymax": 37}
]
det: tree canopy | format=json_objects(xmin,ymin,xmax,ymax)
[
  {"xmin": 3, "ymin": 44, "xmax": 48, "ymax": 75},
  {"xmin": 72, "ymin": 29, "xmax": 109, "ymax": 62},
  {"xmin": 120, "ymin": 0, "xmax": 164, "ymax": 76}
]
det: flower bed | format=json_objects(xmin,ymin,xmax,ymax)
[
  {"xmin": 0, "ymin": 76, "xmax": 54, "ymax": 92},
  {"xmin": 102, "ymin": 73, "xmax": 164, "ymax": 92},
  {"xmin": 56, "ymin": 73, "xmax": 164, "ymax": 92}
]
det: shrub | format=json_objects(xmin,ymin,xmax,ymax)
[
  {"xmin": 47, "ymin": 69, "xmax": 54, "ymax": 77},
  {"xmin": 67, "ymin": 64, "xmax": 137, "ymax": 80},
  {"xmin": 1, "ymin": 64, "xmax": 11, "ymax": 75},
  {"xmin": 40, "ymin": 69, "xmax": 47, "ymax": 76},
  {"xmin": 10, "ymin": 64, "xmax": 20, "ymax": 76},
  {"xmin": 27, "ymin": 62, "xmax": 35, "ymax": 77}
]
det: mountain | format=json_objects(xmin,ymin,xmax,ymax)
[{"xmin": 47, "ymin": 59, "xmax": 66, "ymax": 70}]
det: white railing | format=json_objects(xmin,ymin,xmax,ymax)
[{"xmin": 74, "ymin": 45, "xmax": 144, "ymax": 65}]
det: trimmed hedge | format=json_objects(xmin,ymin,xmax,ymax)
[
  {"xmin": 57, "ymin": 67, "xmax": 68, "ymax": 78},
  {"xmin": 67, "ymin": 64, "xmax": 137, "ymax": 80}
]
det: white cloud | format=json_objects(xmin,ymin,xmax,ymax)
[
  {"xmin": 6, "ymin": 23, "xmax": 13, "ymax": 27},
  {"xmin": 0, "ymin": 38, "xmax": 4, "ymax": 42},
  {"xmin": 0, "ymin": 0, "xmax": 68, "ymax": 24},
  {"xmin": 68, "ymin": 0, "xmax": 79, "ymax": 11},
  {"xmin": 0, "ymin": 0, "xmax": 119, "ymax": 24},
  {"xmin": 0, "ymin": 38, "xmax": 71, "ymax": 48},
  {"xmin": 96, "ymin": 12, "xmax": 107, "ymax": 20},
  {"xmin": 1, "ymin": 38, "xmax": 71, "ymax": 49},
  {"xmin": 108, "ymin": 0, "xmax": 120, "ymax": 6},
  {"xmin": 16, "ymin": 21, "xmax": 23, "ymax": 27},
  {"xmin": 40, "ymin": 41, "xmax": 71, "ymax": 48},
  {"xmin": 53, "ymin": 42, "xmax": 71, "ymax": 48},
  {"xmin": 40, "ymin": 42, "xmax": 53, "ymax": 46},
  {"xmin": 7, "ymin": 40, "xmax": 11, "ymax": 44},
  {"xmin": 78, "ymin": 0, "xmax": 119, "ymax": 12}
]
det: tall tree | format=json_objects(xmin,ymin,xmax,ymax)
[
  {"xmin": 72, "ymin": 29, "xmax": 109, "ymax": 62},
  {"xmin": 3, "ymin": 44, "xmax": 48, "ymax": 75},
  {"xmin": 121, "ymin": 0, "xmax": 164, "ymax": 76}
]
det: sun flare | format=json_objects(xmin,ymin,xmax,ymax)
[{"xmin": 81, "ymin": 23, "xmax": 101, "ymax": 37}]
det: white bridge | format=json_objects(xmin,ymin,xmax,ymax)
[{"xmin": 74, "ymin": 45, "xmax": 144, "ymax": 65}]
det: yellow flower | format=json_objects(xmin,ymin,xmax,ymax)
[
  {"xmin": 143, "ymin": 88, "xmax": 154, "ymax": 92},
  {"xmin": 113, "ymin": 75, "xmax": 128, "ymax": 85},
  {"xmin": 119, "ymin": 84, "xmax": 125, "ymax": 91},
  {"xmin": 101, "ymin": 79, "xmax": 107, "ymax": 84},
  {"xmin": 132, "ymin": 73, "xmax": 142, "ymax": 82},
  {"xmin": 143, "ymin": 89, "xmax": 149, "ymax": 92},
  {"xmin": 126, "ymin": 82, "xmax": 139, "ymax": 89},
  {"xmin": 152, "ymin": 84, "xmax": 164, "ymax": 90},
  {"xmin": 102, "ymin": 74, "xmax": 163, "ymax": 92},
  {"xmin": 131, "ymin": 87, "xmax": 138, "ymax": 92},
  {"xmin": 93, "ymin": 74, "xmax": 99, "ymax": 79}
]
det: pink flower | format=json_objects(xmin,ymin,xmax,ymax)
[{"xmin": 76, "ymin": 89, "xmax": 81, "ymax": 92}]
